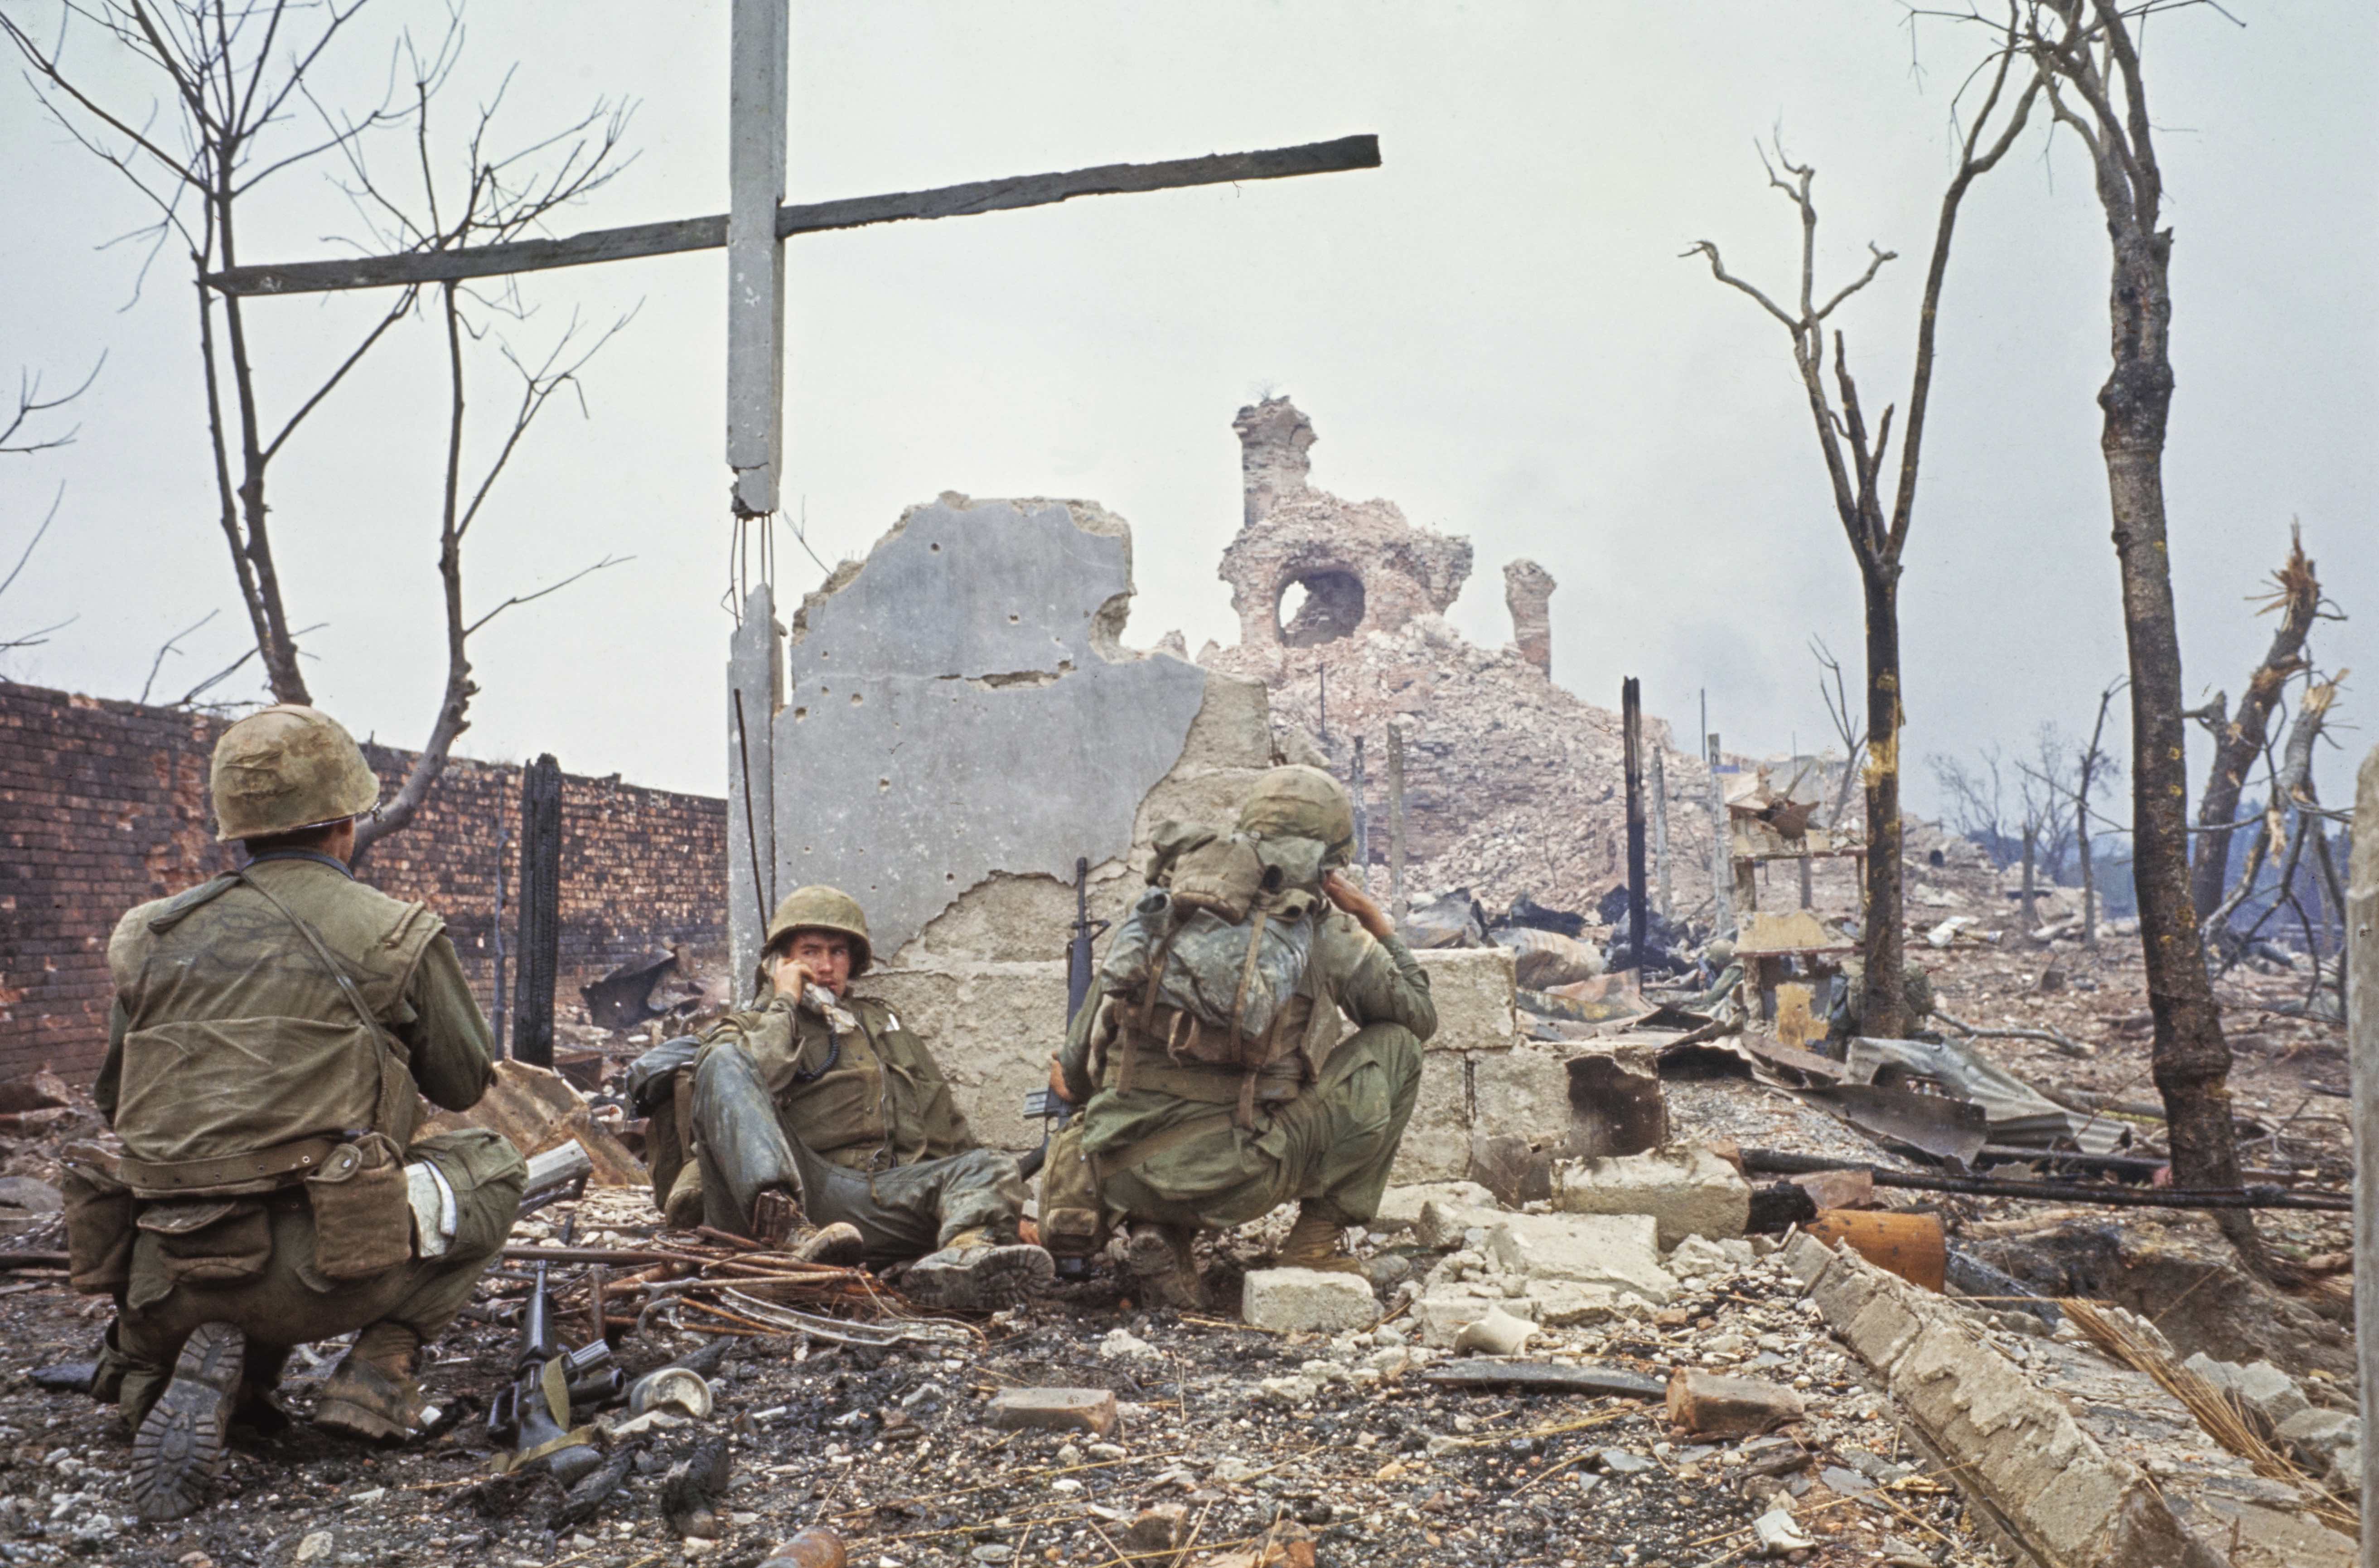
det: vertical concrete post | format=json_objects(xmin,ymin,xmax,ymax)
[
  {"xmin": 491, "ymin": 828, "xmax": 510, "ymax": 1058},
  {"xmin": 1622, "ymin": 678, "xmax": 1647, "ymax": 970},
  {"xmin": 2347, "ymin": 743, "xmax": 2378, "ymax": 1568},
  {"xmin": 1504, "ymin": 560, "xmax": 1556, "ymax": 677},
  {"xmin": 512, "ymin": 755, "xmax": 562, "ymax": 1069},
  {"xmin": 1652, "ymin": 748, "xmax": 1672, "ymax": 920},
  {"xmin": 1388, "ymin": 723, "xmax": 1407, "ymax": 922},
  {"xmin": 728, "ymin": 584, "xmax": 782, "ymax": 995},
  {"xmin": 726, "ymin": 0, "xmax": 788, "ymax": 518}
]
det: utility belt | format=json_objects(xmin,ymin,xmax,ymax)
[{"xmin": 61, "ymin": 1130, "xmax": 418, "ymax": 1299}]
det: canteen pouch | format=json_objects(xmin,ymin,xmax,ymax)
[
  {"xmin": 304, "ymin": 1132, "xmax": 413, "ymax": 1280},
  {"xmin": 1035, "ymin": 1118, "xmax": 1106, "ymax": 1260},
  {"xmin": 60, "ymin": 1144, "xmax": 135, "ymax": 1296}
]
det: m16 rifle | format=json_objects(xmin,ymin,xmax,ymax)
[
  {"xmin": 1016, "ymin": 857, "xmax": 1106, "ymax": 1183},
  {"xmin": 487, "ymin": 1253, "xmax": 616, "ymax": 1484}
]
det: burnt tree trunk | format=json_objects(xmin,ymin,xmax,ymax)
[
  {"xmin": 1859, "ymin": 567, "xmax": 1908, "ymax": 1039},
  {"xmin": 2100, "ymin": 214, "xmax": 2255, "ymax": 1253},
  {"xmin": 2190, "ymin": 534, "xmax": 2320, "ymax": 921}
]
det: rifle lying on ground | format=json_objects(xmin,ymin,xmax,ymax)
[{"xmin": 487, "ymin": 1247, "xmax": 619, "ymax": 1482}]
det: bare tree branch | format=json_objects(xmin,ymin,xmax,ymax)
[{"xmin": 137, "ymin": 607, "xmax": 218, "ymax": 703}]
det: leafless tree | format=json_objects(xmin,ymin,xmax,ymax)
[
  {"xmin": 2069, "ymin": 678, "xmax": 2125, "ymax": 947},
  {"xmin": 1685, "ymin": 15, "xmax": 2042, "ymax": 1039},
  {"xmin": 2009, "ymin": 722, "xmax": 2076, "ymax": 929},
  {"xmin": 2187, "ymin": 529, "xmax": 2330, "ymax": 920},
  {"xmin": 0, "ymin": 358, "xmax": 101, "ymax": 655},
  {"xmin": 2003, "ymin": 0, "xmax": 2272, "ymax": 1273},
  {"xmin": 4, "ymin": 2, "xmax": 635, "ymax": 857},
  {"xmin": 1810, "ymin": 636, "xmax": 1868, "ymax": 832}
]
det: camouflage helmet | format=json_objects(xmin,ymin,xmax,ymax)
[
  {"xmin": 763, "ymin": 885, "xmax": 873, "ymax": 976},
  {"xmin": 209, "ymin": 705, "xmax": 379, "ymax": 842},
  {"xmin": 1236, "ymin": 764, "xmax": 1355, "ymax": 867}
]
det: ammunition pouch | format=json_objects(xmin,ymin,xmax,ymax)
[
  {"xmin": 303, "ymin": 1132, "xmax": 413, "ymax": 1281},
  {"xmin": 1035, "ymin": 1118, "xmax": 1105, "ymax": 1259},
  {"xmin": 137, "ymin": 1197, "xmax": 273, "ymax": 1292},
  {"xmin": 59, "ymin": 1143, "xmax": 135, "ymax": 1296}
]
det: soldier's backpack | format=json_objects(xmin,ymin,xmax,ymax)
[{"xmin": 1097, "ymin": 823, "xmax": 1330, "ymax": 1123}]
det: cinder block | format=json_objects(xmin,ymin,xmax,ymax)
[{"xmin": 1413, "ymin": 948, "xmax": 1517, "ymax": 1054}]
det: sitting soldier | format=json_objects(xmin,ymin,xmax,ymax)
[
  {"xmin": 1040, "ymin": 765, "xmax": 1436, "ymax": 1305},
  {"xmin": 635, "ymin": 886, "xmax": 1052, "ymax": 1310},
  {"xmin": 75, "ymin": 706, "xmax": 523, "ymax": 1520}
]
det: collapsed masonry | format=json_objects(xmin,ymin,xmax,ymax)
[
  {"xmin": 723, "ymin": 493, "xmax": 1551, "ymax": 1175},
  {"xmin": 1202, "ymin": 397, "xmax": 1722, "ymax": 927}
]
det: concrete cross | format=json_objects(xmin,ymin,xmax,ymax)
[{"xmin": 209, "ymin": 0, "xmax": 1380, "ymax": 525}]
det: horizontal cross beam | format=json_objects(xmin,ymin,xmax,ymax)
[{"xmin": 208, "ymin": 134, "xmax": 1380, "ymax": 297}]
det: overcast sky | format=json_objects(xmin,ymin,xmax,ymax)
[{"xmin": 3, "ymin": 0, "xmax": 2371, "ymax": 829}]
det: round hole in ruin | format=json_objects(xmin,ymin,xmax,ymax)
[{"xmin": 1276, "ymin": 569, "xmax": 1366, "ymax": 647}]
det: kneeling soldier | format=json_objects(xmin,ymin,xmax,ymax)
[
  {"xmin": 637, "ymin": 886, "xmax": 1051, "ymax": 1310},
  {"xmin": 71, "ymin": 706, "xmax": 523, "ymax": 1520},
  {"xmin": 1041, "ymin": 765, "xmax": 1436, "ymax": 1305}
]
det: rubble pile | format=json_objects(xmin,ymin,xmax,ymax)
[{"xmin": 1195, "ymin": 398, "xmax": 1724, "ymax": 923}]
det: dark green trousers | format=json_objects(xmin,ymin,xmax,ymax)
[{"xmin": 1089, "ymin": 1021, "xmax": 1424, "ymax": 1230}]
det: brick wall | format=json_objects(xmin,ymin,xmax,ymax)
[{"xmin": 0, "ymin": 681, "xmax": 727, "ymax": 1083}]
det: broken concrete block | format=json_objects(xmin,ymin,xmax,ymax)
[
  {"xmin": 1523, "ymin": 1280, "xmax": 1622, "ymax": 1326},
  {"xmin": 1241, "ymin": 1268, "xmax": 1378, "ymax": 1334},
  {"xmin": 1412, "ymin": 1290, "xmax": 1531, "ymax": 1349},
  {"xmin": 1664, "ymin": 1368, "xmax": 1806, "ymax": 1437},
  {"xmin": 1412, "ymin": 948, "xmax": 1518, "ymax": 1054},
  {"xmin": 1452, "ymin": 1307, "xmax": 1537, "ymax": 1357},
  {"xmin": 1751, "ymin": 1507, "xmax": 1813, "ymax": 1556},
  {"xmin": 1550, "ymin": 1143, "xmax": 1750, "ymax": 1249},
  {"xmin": 1372, "ymin": 1181, "xmax": 1497, "ymax": 1234},
  {"xmin": 1667, "ymin": 1235, "xmax": 1755, "ymax": 1278},
  {"xmin": 1122, "ymin": 1504, "xmax": 1190, "ymax": 1558},
  {"xmin": 1419, "ymin": 1202, "xmax": 1675, "ymax": 1305},
  {"xmin": 1385, "ymin": 1055, "xmax": 1472, "ymax": 1185},
  {"xmin": 1565, "ymin": 1046, "xmax": 1668, "ymax": 1158},
  {"xmin": 986, "ymin": 1387, "xmax": 1118, "ymax": 1438},
  {"xmin": 2182, "ymin": 1353, "xmax": 2310, "ymax": 1430},
  {"xmin": 2276, "ymin": 1407, "xmax": 2360, "ymax": 1474},
  {"xmin": 1470, "ymin": 1042, "xmax": 1574, "ymax": 1149}
]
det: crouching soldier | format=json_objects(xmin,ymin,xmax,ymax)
[
  {"xmin": 1041, "ymin": 765, "xmax": 1436, "ymax": 1306},
  {"xmin": 633, "ymin": 886, "xmax": 1052, "ymax": 1310},
  {"xmin": 67, "ymin": 707, "xmax": 523, "ymax": 1520}
]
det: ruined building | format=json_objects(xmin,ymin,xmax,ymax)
[{"xmin": 1204, "ymin": 397, "xmax": 1720, "ymax": 925}]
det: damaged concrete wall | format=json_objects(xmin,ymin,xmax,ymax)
[
  {"xmin": 727, "ymin": 492, "xmax": 1569, "ymax": 1163},
  {"xmin": 1503, "ymin": 558, "xmax": 1556, "ymax": 677}
]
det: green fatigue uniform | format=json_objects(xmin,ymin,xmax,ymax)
[
  {"xmin": 82, "ymin": 852, "xmax": 524, "ymax": 1428},
  {"xmin": 1053, "ymin": 906, "xmax": 1436, "ymax": 1234},
  {"xmin": 684, "ymin": 991, "xmax": 1028, "ymax": 1265}
]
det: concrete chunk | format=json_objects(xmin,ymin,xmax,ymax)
[
  {"xmin": 1418, "ymin": 1202, "xmax": 1675, "ymax": 1305},
  {"xmin": 1241, "ymin": 1268, "xmax": 1378, "ymax": 1334},
  {"xmin": 986, "ymin": 1387, "xmax": 1118, "ymax": 1437},
  {"xmin": 1372, "ymin": 1182, "xmax": 1497, "ymax": 1235},
  {"xmin": 2182, "ymin": 1353, "xmax": 2310, "ymax": 1429},
  {"xmin": 1550, "ymin": 1143, "xmax": 1751, "ymax": 1249},
  {"xmin": 1664, "ymin": 1368, "xmax": 1805, "ymax": 1437}
]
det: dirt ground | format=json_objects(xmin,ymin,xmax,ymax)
[{"xmin": 0, "ymin": 925, "xmax": 2348, "ymax": 1568}]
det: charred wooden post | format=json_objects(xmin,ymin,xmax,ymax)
[
  {"xmin": 1388, "ymin": 725, "xmax": 1408, "ymax": 922},
  {"xmin": 491, "ymin": 827, "xmax": 511, "ymax": 1057},
  {"xmin": 1652, "ymin": 747, "xmax": 1672, "ymax": 920},
  {"xmin": 1707, "ymin": 731, "xmax": 1734, "ymax": 939},
  {"xmin": 1622, "ymin": 678, "xmax": 1648, "ymax": 971},
  {"xmin": 513, "ymin": 755, "xmax": 563, "ymax": 1069},
  {"xmin": 1351, "ymin": 734, "xmax": 1370, "ymax": 893}
]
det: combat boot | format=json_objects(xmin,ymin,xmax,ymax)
[
  {"xmin": 128, "ymin": 1321, "xmax": 244, "ymax": 1521},
  {"xmin": 1123, "ymin": 1221, "xmax": 1202, "ymax": 1310},
  {"xmin": 752, "ymin": 1188, "xmax": 866, "ymax": 1266},
  {"xmin": 904, "ymin": 1228, "xmax": 1055, "ymax": 1312},
  {"xmin": 313, "ymin": 1325, "xmax": 422, "ymax": 1444},
  {"xmin": 1275, "ymin": 1204, "xmax": 1367, "ymax": 1274}
]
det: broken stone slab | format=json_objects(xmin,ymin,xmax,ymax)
[
  {"xmin": 986, "ymin": 1388, "xmax": 1118, "ymax": 1438},
  {"xmin": 1550, "ymin": 1143, "xmax": 1750, "ymax": 1249},
  {"xmin": 2181, "ymin": 1353, "xmax": 2310, "ymax": 1431},
  {"xmin": 1417, "ymin": 1201, "xmax": 1675, "ymax": 1304},
  {"xmin": 1666, "ymin": 1235, "xmax": 1756, "ymax": 1278},
  {"xmin": 1784, "ymin": 1229, "xmax": 2355, "ymax": 1567},
  {"xmin": 1412, "ymin": 1290, "xmax": 1530, "ymax": 1350},
  {"xmin": 1372, "ymin": 1181, "xmax": 1497, "ymax": 1234},
  {"xmin": 1240, "ymin": 1268, "xmax": 1378, "ymax": 1335},
  {"xmin": 1412, "ymin": 948, "xmax": 1519, "ymax": 1053},
  {"xmin": 1663, "ymin": 1368, "xmax": 1805, "ymax": 1438},
  {"xmin": 2275, "ymin": 1407, "xmax": 2360, "ymax": 1475}
]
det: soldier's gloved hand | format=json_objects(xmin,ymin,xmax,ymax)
[{"xmin": 1323, "ymin": 871, "xmax": 1396, "ymax": 940}]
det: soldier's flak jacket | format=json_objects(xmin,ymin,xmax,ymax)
[{"xmin": 696, "ymin": 989, "xmax": 975, "ymax": 1173}]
